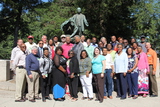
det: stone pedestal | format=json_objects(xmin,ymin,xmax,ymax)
[{"xmin": 0, "ymin": 60, "xmax": 10, "ymax": 81}]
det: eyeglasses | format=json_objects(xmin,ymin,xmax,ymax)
[
  {"xmin": 21, "ymin": 46, "xmax": 26, "ymax": 48},
  {"xmin": 117, "ymin": 47, "xmax": 122, "ymax": 48}
]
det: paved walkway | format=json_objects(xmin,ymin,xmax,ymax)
[{"xmin": 0, "ymin": 78, "xmax": 160, "ymax": 107}]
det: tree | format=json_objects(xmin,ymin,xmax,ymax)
[
  {"xmin": 0, "ymin": 0, "xmax": 41, "ymax": 47},
  {"xmin": 75, "ymin": 0, "xmax": 135, "ymax": 40},
  {"xmin": 22, "ymin": 1, "xmax": 77, "ymax": 41},
  {"xmin": 129, "ymin": 0, "xmax": 160, "ymax": 48}
]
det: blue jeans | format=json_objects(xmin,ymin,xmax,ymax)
[
  {"xmin": 127, "ymin": 72, "xmax": 138, "ymax": 95},
  {"xmin": 104, "ymin": 69, "xmax": 113, "ymax": 96}
]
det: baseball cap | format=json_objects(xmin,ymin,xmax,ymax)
[
  {"xmin": 28, "ymin": 35, "xmax": 34, "ymax": 39},
  {"xmin": 61, "ymin": 35, "xmax": 66, "ymax": 38},
  {"xmin": 140, "ymin": 35, "xmax": 145, "ymax": 38}
]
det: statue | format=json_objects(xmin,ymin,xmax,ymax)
[{"xmin": 61, "ymin": 7, "xmax": 89, "ymax": 38}]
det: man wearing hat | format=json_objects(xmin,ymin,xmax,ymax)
[
  {"xmin": 25, "ymin": 35, "xmax": 37, "ymax": 54},
  {"xmin": 58, "ymin": 35, "xmax": 66, "ymax": 46},
  {"xmin": 138, "ymin": 35, "xmax": 147, "ymax": 53}
]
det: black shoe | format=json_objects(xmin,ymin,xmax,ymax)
[
  {"xmin": 42, "ymin": 97, "xmax": 46, "ymax": 102},
  {"xmin": 15, "ymin": 99, "xmax": 25, "ymax": 102},
  {"xmin": 62, "ymin": 97, "xmax": 65, "ymax": 100},
  {"xmin": 56, "ymin": 98, "xmax": 64, "ymax": 101},
  {"xmin": 23, "ymin": 97, "xmax": 28, "ymax": 101},
  {"xmin": 116, "ymin": 96, "xmax": 121, "ymax": 98},
  {"xmin": 150, "ymin": 95, "xmax": 158, "ymax": 97},
  {"xmin": 99, "ymin": 101, "xmax": 103, "ymax": 103},
  {"xmin": 46, "ymin": 96, "xmax": 52, "ymax": 100},
  {"xmin": 29, "ymin": 99, "xmax": 36, "ymax": 102},
  {"xmin": 95, "ymin": 99, "xmax": 99, "ymax": 101},
  {"xmin": 120, "ymin": 97, "xmax": 126, "ymax": 100},
  {"xmin": 35, "ymin": 97, "xmax": 41, "ymax": 100}
]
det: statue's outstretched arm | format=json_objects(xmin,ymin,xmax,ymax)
[
  {"xmin": 83, "ymin": 16, "xmax": 89, "ymax": 26},
  {"xmin": 60, "ymin": 19, "xmax": 70, "ymax": 30}
]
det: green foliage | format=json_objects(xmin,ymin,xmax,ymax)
[
  {"xmin": 0, "ymin": 35, "xmax": 14, "ymax": 59},
  {"xmin": 22, "ymin": 1, "xmax": 77, "ymax": 43},
  {"xmin": 129, "ymin": 0, "xmax": 160, "ymax": 47},
  {"xmin": 0, "ymin": 0, "xmax": 160, "ymax": 59}
]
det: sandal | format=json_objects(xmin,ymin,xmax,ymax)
[
  {"xmin": 88, "ymin": 98, "xmax": 93, "ymax": 101},
  {"xmin": 133, "ymin": 96, "xmax": 138, "ymax": 99},
  {"xmin": 109, "ymin": 96, "xmax": 113, "ymax": 99},
  {"xmin": 128, "ymin": 95, "xmax": 132, "ymax": 98},
  {"xmin": 71, "ymin": 98, "xmax": 78, "ymax": 102},
  {"xmin": 81, "ymin": 97, "xmax": 87, "ymax": 100},
  {"xmin": 69, "ymin": 97, "xmax": 73, "ymax": 100},
  {"xmin": 142, "ymin": 94, "xmax": 147, "ymax": 98}
]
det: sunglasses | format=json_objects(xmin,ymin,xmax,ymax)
[{"xmin": 39, "ymin": 43, "xmax": 43, "ymax": 44}]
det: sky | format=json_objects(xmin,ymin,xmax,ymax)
[{"xmin": 42, "ymin": 0, "xmax": 49, "ymax": 2}]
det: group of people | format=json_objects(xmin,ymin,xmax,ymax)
[{"xmin": 11, "ymin": 34, "xmax": 158, "ymax": 103}]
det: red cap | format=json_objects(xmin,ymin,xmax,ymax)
[{"xmin": 28, "ymin": 35, "xmax": 34, "ymax": 39}]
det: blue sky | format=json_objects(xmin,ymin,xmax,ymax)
[{"xmin": 43, "ymin": 0, "xmax": 49, "ymax": 2}]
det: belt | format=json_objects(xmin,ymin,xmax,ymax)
[
  {"xmin": 18, "ymin": 66, "xmax": 25, "ymax": 69},
  {"xmin": 105, "ymin": 68, "xmax": 112, "ymax": 70}
]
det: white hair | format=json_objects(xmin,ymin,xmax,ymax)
[
  {"xmin": 31, "ymin": 46, "xmax": 38, "ymax": 51},
  {"xmin": 74, "ymin": 35, "xmax": 80, "ymax": 39},
  {"xmin": 42, "ymin": 35, "xmax": 47, "ymax": 39}
]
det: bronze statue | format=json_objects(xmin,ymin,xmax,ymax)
[{"xmin": 61, "ymin": 7, "xmax": 89, "ymax": 38}]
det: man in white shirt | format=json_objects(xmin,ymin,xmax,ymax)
[
  {"xmin": 25, "ymin": 35, "xmax": 37, "ymax": 54},
  {"xmin": 42, "ymin": 35, "xmax": 48, "ymax": 47},
  {"xmin": 12, "ymin": 43, "xmax": 27, "ymax": 102},
  {"xmin": 91, "ymin": 37, "xmax": 98, "ymax": 47},
  {"xmin": 11, "ymin": 39, "xmax": 24, "ymax": 75},
  {"xmin": 81, "ymin": 35, "xmax": 87, "ymax": 47},
  {"xmin": 11, "ymin": 39, "xmax": 23, "ymax": 62}
]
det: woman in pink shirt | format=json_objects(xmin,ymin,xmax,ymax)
[{"xmin": 137, "ymin": 45, "xmax": 149, "ymax": 97}]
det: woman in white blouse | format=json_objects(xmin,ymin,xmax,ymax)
[
  {"xmin": 102, "ymin": 47, "xmax": 114, "ymax": 99},
  {"xmin": 114, "ymin": 43, "xmax": 128, "ymax": 100}
]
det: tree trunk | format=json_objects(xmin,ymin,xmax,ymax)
[{"xmin": 13, "ymin": 7, "xmax": 22, "ymax": 48}]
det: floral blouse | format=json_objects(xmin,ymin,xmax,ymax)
[{"xmin": 128, "ymin": 55, "xmax": 138, "ymax": 73}]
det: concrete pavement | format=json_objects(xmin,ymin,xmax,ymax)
[{"xmin": 0, "ymin": 78, "xmax": 160, "ymax": 107}]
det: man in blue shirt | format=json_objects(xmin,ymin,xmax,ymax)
[
  {"xmin": 37, "ymin": 40, "xmax": 44, "ymax": 58},
  {"xmin": 26, "ymin": 46, "xmax": 41, "ymax": 102}
]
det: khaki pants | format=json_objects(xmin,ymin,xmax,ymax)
[
  {"xmin": 26, "ymin": 71, "xmax": 39, "ymax": 100},
  {"xmin": 15, "ymin": 68, "xmax": 26, "ymax": 100},
  {"xmin": 149, "ymin": 65, "xmax": 158, "ymax": 95}
]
